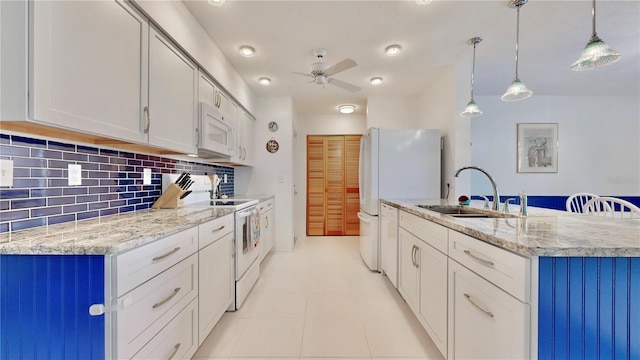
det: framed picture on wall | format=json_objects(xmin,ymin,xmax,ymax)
[{"xmin": 517, "ymin": 123, "xmax": 558, "ymax": 173}]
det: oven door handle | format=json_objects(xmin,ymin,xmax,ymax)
[{"xmin": 237, "ymin": 208, "xmax": 254, "ymax": 218}]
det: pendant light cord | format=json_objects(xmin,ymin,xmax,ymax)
[
  {"xmin": 514, "ymin": 4, "xmax": 521, "ymax": 79},
  {"xmin": 470, "ymin": 42, "xmax": 476, "ymax": 100},
  {"xmin": 591, "ymin": 0, "xmax": 597, "ymax": 38}
]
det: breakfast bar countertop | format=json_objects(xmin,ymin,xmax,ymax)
[
  {"xmin": 0, "ymin": 206, "xmax": 235, "ymax": 255},
  {"xmin": 383, "ymin": 199, "xmax": 640, "ymax": 258}
]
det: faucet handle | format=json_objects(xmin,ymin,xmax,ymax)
[
  {"xmin": 481, "ymin": 196, "xmax": 491, "ymax": 209},
  {"xmin": 503, "ymin": 198, "xmax": 516, "ymax": 213},
  {"xmin": 519, "ymin": 191, "xmax": 528, "ymax": 216}
]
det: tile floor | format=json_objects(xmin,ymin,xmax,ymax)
[{"xmin": 192, "ymin": 236, "xmax": 444, "ymax": 360}]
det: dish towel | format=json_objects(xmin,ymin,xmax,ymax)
[{"xmin": 250, "ymin": 207, "xmax": 261, "ymax": 248}]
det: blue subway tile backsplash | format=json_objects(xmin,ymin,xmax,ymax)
[{"xmin": 0, "ymin": 133, "xmax": 235, "ymax": 233}]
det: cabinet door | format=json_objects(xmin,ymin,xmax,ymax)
[
  {"xmin": 198, "ymin": 232, "xmax": 233, "ymax": 345},
  {"xmin": 241, "ymin": 111, "xmax": 255, "ymax": 165},
  {"xmin": 30, "ymin": 0, "xmax": 148, "ymax": 143},
  {"xmin": 344, "ymin": 135, "xmax": 360, "ymax": 235},
  {"xmin": 380, "ymin": 204, "xmax": 398, "ymax": 287},
  {"xmin": 215, "ymin": 90, "xmax": 230, "ymax": 117},
  {"xmin": 199, "ymin": 72, "xmax": 216, "ymax": 107},
  {"xmin": 148, "ymin": 26, "xmax": 198, "ymax": 154},
  {"xmin": 307, "ymin": 137, "xmax": 326, "ymax": 235},
  {"xmin": 398, "ymin": 228, "xmax": 419, "ymax": 312},
  {"xmin": 448, "ymin": 260, "xmax": 529, "ymax": 360},
  {"xmin": 418, "ymin": 242, "xmax": 448, "ymax": 357}
]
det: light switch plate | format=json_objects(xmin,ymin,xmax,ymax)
[
  {"xmin": 68, "ymin": 164, "xmax": 82, "ymax": 186},
  {"xmin": 224, "ymin": 174, "xmax": 227, "ymax": 183},
  {"xmin": 143, "ymin": 168, "xmax": 152, "ymax": 185},
  {"xmin": 0, "ymin": 159, "xmax": 14, "ymax": 187}
]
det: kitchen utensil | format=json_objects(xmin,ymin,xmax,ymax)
[
  {"xmin": 179, "ymin": 190, "xmax": 192, "ymax": 199},
  {"xmin": 175, "ymin": 172, "xmax": 186, "ymax": 185}
]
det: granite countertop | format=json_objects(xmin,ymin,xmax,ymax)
[
  {"xmin": 230, "ymin": 194, "xmax": 275, "ymax": 203},
  {"xmin": 383, "ymin": 199, "xmax": 640, "ymax": 257},
  {"xmin": 0, "ymin": 206, "xmax": 235, "ymax": 255}
]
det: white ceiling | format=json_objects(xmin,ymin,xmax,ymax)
[{"xmin": 183, "ymin": 0, "xmax": 640, "ymax": 115}]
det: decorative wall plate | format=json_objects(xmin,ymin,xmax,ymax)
[
  {"xmin": 268, "ymin": 121, "xmax": 279, "ymax": 132},
  {"xmin": 266, "ymin": 139, "xmax": 279, "ymax": 153}
]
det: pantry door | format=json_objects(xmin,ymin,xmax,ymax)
[{"xmin": 306, "ymin": 135, "xmax": 361, "ymax": 236}]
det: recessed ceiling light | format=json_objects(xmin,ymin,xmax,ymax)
[
  {"xmin": 415, "ymin": 0, "xmax": 432, "ymax": 4},
  {"xmin": 239, "ymin": 45, "xmax": 255, "ymax": 57},
  {"xmin": 207, "ymin": 0, "xmax": 225, "ymax": 6},
  {"xmin": 370, "ymin": 77, "xmax": 383, "ymax": 85},
  {"xmin": 339, "ymin": 105, "xmax": 356, "ymax": 114},
  {"xmin": 385, "ymin": 44, "xmax": 402, "ymax": 56},
  {"xmin": 187, "ymin": 154, "xmax": 200, "ymax": 158},
  {"xmin": 258, "ymin": 77, "xmax": 271, "ymax": 86}
]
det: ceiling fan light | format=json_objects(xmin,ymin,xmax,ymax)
[
  {"xmin": 258, "ymin": 77, "xmax": 271, "ymax": 86},
  {"xmin": 239, "ymin": 45, "xmax": 255, "ymax": 57},
  {"xmin": 460, "ymin": 100, "xmax": 483, "ymax": 117},
  {"xmin": 570, "ymin": 35, "xmax": 621, "ymax": 71},
  {"xmin": 207, "ymin": 0, "xmax": 225, "ymax": 6},
  {"xmin": 501, "ymin": 78, "xmax": 533, "ymax": 102},
  {"xmin": 339, "ymin": 105, "xmax": 356, "ymax": 114},
  {"xmin": 385, "ymin": 45, "xmax": 402, "ymax": 57},
  {"xmin": 370, "ymin": 77, "xmax": 383, "ymax": 85}
]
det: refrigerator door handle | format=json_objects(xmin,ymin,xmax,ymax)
[{"xmin": 358, "ymin": 135, "xmax": 365, "ymax": 206}]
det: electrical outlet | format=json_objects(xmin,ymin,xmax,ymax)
[
  {"xmin": 224, "ymin": 174, "xmax": 227, "ymax": 183},
  {"xmin": 143, "ymin": 168, "xmax": 152, "ymax": 185},
  {"xmin": 0, "ymin": 160, "xmax": 14, "ymax": 187},
  {"xmin": 68, "ymin": 164, "xmax": 82, "ymax": 186}
]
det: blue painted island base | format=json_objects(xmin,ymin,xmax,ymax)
[
  {"xmin": 538, "ymin": 257, "xmax": 640, "ymax": 359},
  {"xmin": 0, "ymin": 255, "xmax": 105, "ymax": 359}
]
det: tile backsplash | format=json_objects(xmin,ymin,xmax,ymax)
[{"xmin": 0, "ymin": 133, "xmax": 234, "ymax": 233}]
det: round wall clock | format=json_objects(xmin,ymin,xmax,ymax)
[
  {"xmin": 268, "ymin": 121, "xmax": 279, "ymax": 132},
  {"xmin": 266, "ymin": 139, "xmax": 279, "ymax": 153}
]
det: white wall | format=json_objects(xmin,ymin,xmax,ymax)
[
  {"xmin": 366, "ymin": 96, "xmax": 419, "ymax": 129},
  {"xmin": 235, "ymin": 97, "xmax": 296, "ymax": 251},
  {"xmin": 470, "ymin": 95, "xmax": 640, "ymax": 197},
  {"xmin": 133, "ymin": 0, "xmax": 257, "ymax": 114},
  {"xmin": 293, "ymin": 114, "xmax": 367, "ymax": 240}
]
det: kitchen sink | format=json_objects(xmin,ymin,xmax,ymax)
[{"xmin": 416, "ymin": 205, "xmax": 516, "ymax": 218}]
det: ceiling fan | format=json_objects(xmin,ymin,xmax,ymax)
[{"xmin": 294, "ymin": 48, "xmax": 361, "ymax": 93}]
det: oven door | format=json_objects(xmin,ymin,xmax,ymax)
[{"xmin": 235, "ymin": 206, "xmax": 260, "ymax": 280}]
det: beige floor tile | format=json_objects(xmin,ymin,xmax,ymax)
[
  {"xmin": 301, "ymin": 315, "xmax": 371, "ymax": 358},
  {"xmin": 192, "ymin": 314, "xmax": 248, "ymax": 358},
  {"xmin": 305, "ymin": 292, "xmax": 359, "ymax": 319},
  {"xmin": 231, "ymin": 317, "xmax": 305, "ymax": 358}
]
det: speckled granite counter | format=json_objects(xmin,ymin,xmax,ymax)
[
  {"xmin": 383, "ymin": 199, "xmax": 640, "ymax": 257},
  {"xmin": 0, "ymin": 206, "xmax": 235, "ymax": 255}
]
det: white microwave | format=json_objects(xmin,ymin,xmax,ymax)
[{"xmin": 197, "ymin": 101, "xmax": 235, "ymax": 158}]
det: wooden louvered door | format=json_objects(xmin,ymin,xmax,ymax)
[{"xmin": 306, "ymin": 135, "xmax": 361, "ymax": 236}]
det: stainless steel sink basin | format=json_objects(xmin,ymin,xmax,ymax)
[{"xmin": 416, "ymin": 205, "xmax": 516, "ymax": 219}]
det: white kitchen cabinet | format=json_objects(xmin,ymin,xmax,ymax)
[
  {"xmin": 380, "ymin": 203, "xmax": 399, "ymax": 288},
  {"xmin": 448, "ymin": 260, "xmax": 529, "ymax": 360},
  {"xmin": 148, "ymin": 26, "xmax": 198, "ymax": 154},
  {"xmin": 30, "ymin": 0, "xmax": 148, "ymax": 144},
  {"xmin": 198, "ymin": 215, "xmax": 234, "ymax": 345},
  {"xmin": 398, "ymin": 211, "xmax": 448, "ymax": 357},
  {"xmin": 224, "ymin": 105, "xmax": 255, "ymax": 166},
  {"xmin": 259, "ymin": 198, "xmax": 275, "ymax": 262}
]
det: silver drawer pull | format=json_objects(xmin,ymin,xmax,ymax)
[
  {"xmin": 153, "ymin": 287, "xmax": 181, "ymax": 309},
  {"xmin": 152, "ymin": 247, "xmax": 181, "ymax": 261},
  {"xmin": 464, "ymin": 293, "xmax": 494, "ymax": 318},
  {"xmin": 211, "ymin": 225, "xmax": 225, "ymax": 232},
  {"xmin": 168, "ymin": 343, "xmax": 181, "ymax": 360},
  {"xmin": 463, "ymin": 249, "xmax": 494, "ymax": 267}
]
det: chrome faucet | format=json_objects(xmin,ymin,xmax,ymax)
[{"xmin": 454, "ymin": 166, "xmax": 500, "ymax": 211}]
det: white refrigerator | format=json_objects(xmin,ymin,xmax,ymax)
[{"xmin": 358, "ymin": 127, "xmax": 441, "ymax": 271}]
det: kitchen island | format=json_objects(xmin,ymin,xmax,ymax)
[
  {"xmin": 381, "ymin": 199, "xmax": 639, "ymax": 360},
  {"xmin": 0, "ymin": 206, "xmax": 235, "ymax": 359}
]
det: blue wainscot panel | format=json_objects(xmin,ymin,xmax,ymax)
[
  {"xmin": 539, "ymin": 257, "xmax": 639, "ymax": 360},
  {"xmin": 0, "ymin": 255, "xmax": 105, "ymax": 359}
]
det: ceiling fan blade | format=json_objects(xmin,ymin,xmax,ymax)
[
  {"xmin": 293, "ymin": 71, "xmax": 313, "ymax": 77},
  {"xmin": 325, "ymin": 59, "xmax": 357, "ymax": 76},
  {"xmin": 327, "ymin": 78, "xmax": 361, "ymax": 93}
]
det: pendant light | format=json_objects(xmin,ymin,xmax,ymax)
[
  {"xmin": 461, "ymin": 37, "xmax": 483, "ymax": 117},
  {"xmin": 502, "ymin": 0, "xmax": 533, "ymax": 102},
  {"xmin": 570, "ymin": 0, "xmax": 621, "ymax": 71}
]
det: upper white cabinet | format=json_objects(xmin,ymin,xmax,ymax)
[
  {"xmin": 229, "ymin": 108, "xmax": 255, "ymax": 166},
  {"xmin": 30, "ymin": 0, "xmax": 148, "ymax": 144},
  {"xmin": 148, "ymin": 26, "xmax": 198, "ymax": 154}
]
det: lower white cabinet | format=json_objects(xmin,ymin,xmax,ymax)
[
  {"xmin": 380, "ymin": 203, "xmax": 399, "ymax": 287},
  {"xmin": 198, "ymin": 215, "xmax": 234, "ymax": 345},
  {"xmin": 448, "ymin": 260, "xmax": 529, "ymax": 360},
  {"xmin": 259, "ymin": 198, "xmax": 275, "ymax": 262}
]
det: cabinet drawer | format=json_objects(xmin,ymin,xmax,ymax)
[
  {"xmin": 115, "ymin": 253, "xmax": 198, "ymax": 359},
  {"xmin": 199, "ymin": 214, "xmax": 234, "ymax": 249},
  {"xmin": 132, "ymin": 298, "xmax": 199, "ymax": 360},
  {"xmin": 258, "ymin": 198, "xmax": 274, "ymax": 213},
  {"xmin": 400, "ymin": 211, "xmax": 448, "ymax": 255},
  {"xmin": 448, "ymin": 260, "xmax": 529, "ymax": 360},
  {"xmin": 449, "ymin": 230, "xmax": 530, "ymax": 302},
  {"xmin": 114, "ymin": 227, "xmax": 198, "ymax": 296}
]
